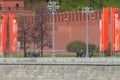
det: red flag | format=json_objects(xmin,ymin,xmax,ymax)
[
  {"xmin": 111, "ymin": 7, "xmax": 120, "ymax": 51},
  {"xmin": 3, "ymin": 14, "xmax": 8, "ymax": 53},
  {"xmin": 10, "ymin": 14, "xmax": 18, "ymax": 52},
  {"xmin": 115, "ymin": 15, "xmax": 120, "ymax": 51},
  {"xmin": 12, "ymin": 17, "xmax": 18, "ymax": 52},
  {"xmin": 111, "ymin": 7, "xmax": 116, "ymax": 51},
  {"xmin": 100, "ymin": 7, "xmax": 109, "ymax": 51},
  {"xmin": 111, "ymin": 7, "xmax": 118, "ymax": 51},
  {"xmin": 0, "ymin": 14, "xmax": 8, "ymax": 53}
]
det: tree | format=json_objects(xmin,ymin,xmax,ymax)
[
  {"xmin": 17, "ymin": 2, "xmax": 51, "ymax": 57},
  {"xmin": 17, "ymin": 14, "xmax": 33, "ymax": 57},
  {"xmin": 31, "ymin": 2, "xmax": 52, "ymax": 57},
  {"xmin": 24, "ymin": 0, "xmax": 46, "ymax": 10}
]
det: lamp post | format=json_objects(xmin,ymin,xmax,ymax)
[
  {"xmin": 48, "ymin": 0, "xmax": 60, "ymax": 58},
  {"xmin": 82, "ymin": 7, "xmax": 94, "ymax": 57}
]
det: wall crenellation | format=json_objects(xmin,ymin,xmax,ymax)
[{"xmin": 53, "ymin": 11, "xmax": 101, "ymax": 23}]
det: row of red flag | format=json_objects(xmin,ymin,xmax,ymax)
[
  {"xmin": 0, "ymin": 14, "xmax": 18, "ymax": 54},
  {"xmin": 0, "ymin": 8, "xmax": 119, "ymax": 53},
  {"xmin": 100, "ymin": 7, "xmax": 120, "ymax": 52}
]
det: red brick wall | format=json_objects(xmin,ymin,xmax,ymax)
[
  {"xmin": 0, "ymin": 0, "xmax": 24, "ymax": 10},
  {"xmin": 0, "ymin": 1, "xmax": 104, "ymax": 52},
  {"xmin": 0, "ymin": 9, "xmax": 102, "ymax": 51},
  {"xmin": 53, "ymin": 11, "xmax": 101, "ymax": 50}
]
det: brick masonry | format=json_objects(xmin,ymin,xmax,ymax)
[
  {"xmin": 0, "ymin": 10, "xmax": 102, "ymax": 51},
  {"xmin": 53, "ymin": 11, "xmax": 101, "ymax": 50},
  {"xmin": 0, "ymin": 0, "xmax": 111, "ymax": 51},
  {"xmin": 0, "ymin": 58, "xmax": 120, "ymax": 80},
  {"xmin": 0, "ymin": 0, "xmax": 24, "ymax": 10}
]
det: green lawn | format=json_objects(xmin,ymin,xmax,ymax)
[
  {"xmin": 0, "ymin": 53, "xmax": 76, "ymax": 58},
  {"xmin": 1, "ymin": 53, "xmax": 120, "ymax": 58},
  {"xmin": 43, "ymin": 53, "xmax": 76, "ymax": 57}
]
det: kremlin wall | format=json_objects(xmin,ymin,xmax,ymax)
[
  {"xmin": 53, "ymin": 11, "xmax": 101, "ymax": 51},
  {"xmin": 0, "ymin": 0, "xmax": 109, "ymax": 53},
  {"xmin": 0, "ymin": 1, "xmax": 120, "ymax": 80},
  {"xmin": 0, "ymin": 0, "xmax": 24, "ymax": 10}
]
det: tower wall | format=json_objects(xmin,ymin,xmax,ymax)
[{"xmin": 0, "ymin": 0, "xmax": 24, "ymax": 10}]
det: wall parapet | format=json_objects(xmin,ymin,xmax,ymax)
[
  {"xmin": 53, "ymin": 10, "xmax": 101, "ymax": 23},
  {"xmin": 0, "ymin": 58, "xmax": 120, "ymax": 65}
]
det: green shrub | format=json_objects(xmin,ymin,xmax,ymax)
[
  {"xmin": 66, "ymin": 40, "xmax": 97, "ymax": 53},
  {"xmin": 88, "ymin": 44, "xmax": 96, "ymax": 52},
  {"xmin": 66, "ymin": 40, "xmax": 86, "ymax": 53}
]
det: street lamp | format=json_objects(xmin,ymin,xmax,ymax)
[
  {"xmin": 82, "ymin": 7, "xmax": 94, "ymax": 57},
  {"xmin": 47, "ymin": 0, "xmax": 60, "ymax": 58}
]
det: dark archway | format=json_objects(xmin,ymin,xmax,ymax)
[
  {"xmin": 0, "ymin": 4, "xmax": 2, "ymax": 10},
  {"xmin": 16, "ymin": 4, "xmax": 19, "ymax": 10},
  {"xmin": 8, "ymin": 7, "xmax": 11, "ymax": 11}
]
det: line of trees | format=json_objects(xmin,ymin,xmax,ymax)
[{"xmin": 17, "ymin": 2, "xmax": 52, "ymax": 57}]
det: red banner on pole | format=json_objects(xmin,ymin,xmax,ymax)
[
  {"xmin": 12, "ymin": 17, "xmax": 18, "ymax": 52},
  {"xmin": 100, "ymin": 7, "xmax": 109, "ymax": 51},
  {"xmin": 10, "ymin": 14, "xmax": 18, "ymax": 52},
  {"xmin": 112, "ymin": 7, "xmax": 117, "ymax": 51},
  {"xmin": 0, "ymin": 14, "xmax": 8, "ymax": 53},
  {"xmin": 112, "ymin": 7, "xmax": 120, "ymax": 51}
]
